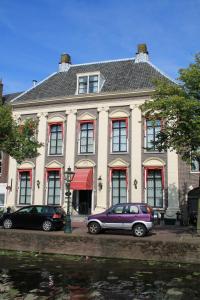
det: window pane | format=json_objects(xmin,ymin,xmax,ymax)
[
  {"xmin": 0, "ymin": 194, "xmax": 5, "ymax": 206},
  {"xmin": 80, "ymin": 146, "xmax": 87, "ymax": 153},
  {"xmin": 113, "ymin": 144, "xmax": 119, "ymax": 152}
]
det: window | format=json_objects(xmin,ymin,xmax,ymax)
[
  {"xmin": 49, "ymin": 123, "xmax": 63, "ymax": 155},
  {"xmin": 19, "ymin": 171, "xmax": 32, "ymax": 205},
  {"xmin": 112, "ymin": 169, "xmax": 127, "ymax": 205},
  {"xmin": 191, "ymin": 158, "xmax": 200, "ymax": 172},
  {"xmin": 0, "ymin": 151, "xmax": 2, "ymax": 175},
  {"xmin": 47, "ymin": 170, "xmax": 61, "ymax": 205},
  {"xmin": 110, "ymin": 205, "xmax": 124, "ymax": 214},
  {"xmin": 146, "ymin": 169, "xmax": 163, "ymax": 208},
  {"xmin": 0, "ymin": 194, "xmax": 5, "ymax": 206},
  {"xmin": 80, "ymin": 122, "xmax": 94, "ymax": 153},
  {"xmin": 78, "ymin": 75, "xmax": 99, "ymax": 94},
  {"xmin": 112, "ymin": 119, "xmax": 128, "ymax": 152},
  {"xmin": 145, "ymin": 119, "xmax": 161, "ymax": 151}
]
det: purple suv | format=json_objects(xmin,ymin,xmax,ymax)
[{"xmin": 87, "ymin": 203, "xmax": 153, "ymax": 237}]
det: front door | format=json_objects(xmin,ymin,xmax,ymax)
[{"xmin": 78, "ymin": 190, "xmax": 92, "ymax": 215}]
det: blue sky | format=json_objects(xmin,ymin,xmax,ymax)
[{"xmin": 0, "ymin": 0, "xmax": 200, "ymax": 94}]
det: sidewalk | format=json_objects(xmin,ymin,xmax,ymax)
[{"xmin": 71, "ymin": 218, "xmax": 200, "ymax": 243}]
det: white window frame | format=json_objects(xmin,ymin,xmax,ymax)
[
  {"xmin": 78, "ymin": 121, "xmax": 95, "ymax": 155},
  {"xmin": 144, "ymin": 167, "xmax": 165, "ymax": 209},
  {"xmin": 144, "ymin": 119, "xmax": 162, "ymax": 153},
  {"xmin": 17, "ymin": 170, "xmax": 33, "ymax": 206},
  {"xmin": 48, "ymin": 123, "xmax": 64, "ymax": 156},
  {"xmin": 109, "ymin": 168, "xmax": 129, "ymax": 206},
  {"xmin": 110, "ymin": 118, "xmax": 129, "ymax": 154},
  {"xmin": 76, "ymin": 72, "xmax": 101, "ymax": 95},
  {"xmin": 45, "ymin": 169, "xmax": 62, "ymax": 206}
]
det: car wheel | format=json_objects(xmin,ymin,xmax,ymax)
[
  {"xmin": 88, "ymin": 222, "xmax": 101, "ymax": 234},
  {"xmin": 42, "ymin": 220, "xmax": 52, "ymax": 231},
  {"xmin": 133, "ymin": 223, "xmax": 147, "ymax": 237},
  {"xmin": 3, "ymin": 218, "xmax": 13, "ymax": 229}
]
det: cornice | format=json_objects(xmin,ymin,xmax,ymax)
[{"xmin": 11, "ymin": 89, "xmax": 154, "ymax": 109}]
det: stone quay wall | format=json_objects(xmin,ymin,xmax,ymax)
[{"xmin": 0, "ymin": 229, "xmax": 200, "ymax": 264}]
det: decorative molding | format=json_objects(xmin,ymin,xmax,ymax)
[
  {"xmin": 75, "ymin": 159, "xmax": 96, "ymax": 168},
  {"xmin": 17, "ymin": 161, "xmax": 35, "ymax": 169},
  {"xmin": 143, "ymin": 157, "xmax": 166, "ymax": 167},
  {"xmin": 108, "ymin": 158, "xmax": 129, "ymax": 168},
  {"xmin": 97, "ymin": 106, "xmax": 109, "ymax": 113},
  {"xmin": 65, "ymin": 109, "xmax": 77, "ymax": 115},
  {"xmin": 45, "ymin": 160, "xmax": 64, "ymax": 169},
  {"xmin": 47, "ymin": 113, "xmax": 65, "ymax": 123},
  {"xmin": 77, "ymin": 112, "xmax": 96, "ymax": 121},
  {"xmin": 130, "ymin": 104, "xmax": 140, "ymax": 110},
  {"xmin": 109, "ymin": 109, "xmax": 130, "ymax": 118},
  {"xmin": 37, "ymin": 112, "xmax": 48, "ymax": 118}
]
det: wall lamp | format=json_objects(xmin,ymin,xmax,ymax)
[
  {"xmin": 37, "ymin": 180, "xmax": 40, "ymax": 189},
  {"xmin": 98, "ymin": 176, "xmax": 103, "ymax": 191},
  {"xmin": 134, "ymin": 179, "xmax": 138, "ymax": 189}
]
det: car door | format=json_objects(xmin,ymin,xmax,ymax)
[
  {"xmin": 12, "ymin": 206, "xmax": 32, "ymax": 228},
  {"xmin": 28, "ymin": 206, "xmax": 44, "ymax": 229},
  {"xmin": 103, "ymin": 204, "xmax": 125, "ymax": 229},
  {"xmin": 123, "ymin": 204, "xmax": 139, "ymax": 230}
]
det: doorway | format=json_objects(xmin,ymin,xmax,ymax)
[{"xmin": 72, "ymin": 190, "xmax": 92, "ymax": 215}]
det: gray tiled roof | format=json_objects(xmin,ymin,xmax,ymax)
[
  {"xmin": 3, "ymin": 92, "xmax": 23, "ymax": 103},
  {"xmin": 12, "ymin": 59, "xmax": 169, "ymax": 103}
]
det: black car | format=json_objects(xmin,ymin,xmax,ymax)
[{"xmin": 0, "ymin": 205, "xmax": 66, "ymax": 231}]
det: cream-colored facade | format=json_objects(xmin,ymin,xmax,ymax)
[
  {"xmin": 5, "ymin": 91, "xmax": 179, "ymax": 216},
  {"xmin": 4, "ymin": 45, "xmax": 199, "ymax": 218}
]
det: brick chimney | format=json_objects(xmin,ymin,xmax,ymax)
[
  {"xmin": 59, "ymin": 53, "xmax": 71, "ymax": 72},
  {"xmin": 0, "ymin": 80, "xmax": 3, "ymax": 104},
  {"xmin": 135, "ymin": 44, "xmax": 149, "ymax": 63}
]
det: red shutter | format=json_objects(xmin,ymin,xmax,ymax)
[
  {"xmin": 18, "ymin": 169, "xmax": 32, "ymax": 187},
  {"xmin": 48, "ymin": 122, "xmax": 64, "ymax": 140},
  {"xmin": 144, "ymin": 166, "xmax": 164, "ymax": 189},
  {"xmin": 111, "ymin": 118, "xmax": 128, "ymax": 137},
  {"xmin": 45, "ymin": 168, "xmax": 62, "ymax": 186},
  {"xmin": 110, "ymin": 167, "xmax": 128, "ymax": 187},
  {"xmin": 79, "ymin": 120, "xmax": 95, "ymax": 138}
]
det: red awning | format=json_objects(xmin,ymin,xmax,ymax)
[{"xmin": 70, "ymin": 168, "xmax": 93, "ymax": 190}]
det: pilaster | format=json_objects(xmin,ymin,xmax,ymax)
[
  {"xmin": 130, "ymin": 104, "xmax": 142, "ymax": 201},
  {"xmin": 34, "ymin": 112, "xmax": 48, "ymax": 204},
  {"xmin": 166, "ymin": 149, "xmax": 179, "ymax": 216},
  {"xmin": 65, "ymin": 109, "xmax": 77, "ymax": 170},
  {"xmin": 96, "ymin": 106, "xmax": 109, "ymax": 212}
]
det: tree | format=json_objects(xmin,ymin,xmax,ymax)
[
  {"xmin": 140, "ymin": 53, "xmax": 200, "ymax": 165},
  {"xmin": 140, "ymin": 54, "xmax": 200, "ymax": 227},
  {"xmin": 0, "ymin": 104, "xmax": 42, "ymax": 163}
]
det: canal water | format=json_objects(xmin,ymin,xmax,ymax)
[{"xmin": 0, "ymin": 251, "xmax": 200, "ymax": 299}]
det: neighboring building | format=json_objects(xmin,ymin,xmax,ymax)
[
  {"xmin": 4, "ymin": 44, "xmax": 199, "ymax": 218},
  {"xmin": 0, "ymin": 80, "xmax": 22, "ymax": 210}
]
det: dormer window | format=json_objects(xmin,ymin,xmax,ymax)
[
  {"xmin": 77, "ymin": 72, "xmax": 104, "ymax": 94},
  {"xmin": 78, "ymin": 75, "xmax": 98, "ymax": 94}
]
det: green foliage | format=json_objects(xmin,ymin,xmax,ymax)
[
  {"xmin": 0, "ymin": 104, "xmax": 42, "ymax": 163},
  {"xmin": 140, "ymin": 53, "xmax": 200, "ymax": 163}
]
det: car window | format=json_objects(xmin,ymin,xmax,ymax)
[
  {"xmin": 129, "ymin": 205, "xmax": 139, "ymax": 214},
  {"xmin": 36, "ymin": 206, "xmax": 43, "ymax": 213},
  {"xmin": 140, "ymin": 205, "xmax": 152, "ymax": 214},
  {"xmin": 17, "ymin": 207, "xmax": 32, "ymax": 214},
  {"xmin": 54, "ymin": 207, "xmax": 65, "ymax": 215},
  {"xmin": 29, "ymin": 207, "xmax": 39, "ymax": 214},
  {"xmin": 111, "ymin": 205, "xmax": 124, "ymax": 214}
]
